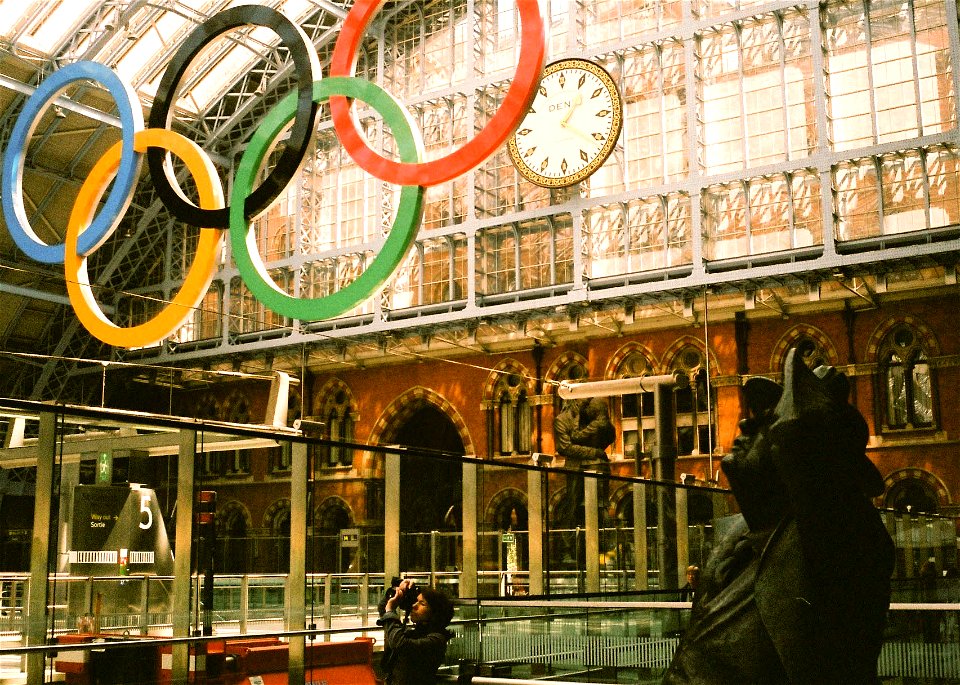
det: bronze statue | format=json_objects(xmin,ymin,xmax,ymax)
[
  {"xmin": 664, "ymin": 348, "xmax": 894, "ymax": 684},
  {"xmin": 553, "ymin": 397, "xmax": 616, "ymax": 564}
]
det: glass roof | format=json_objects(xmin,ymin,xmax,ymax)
[
  {"xmin": 0, "ymin": 0, "xmax": 103, "ymax": 54},
  {"xmin": 0, "ymin": 0, "xmax": 334, "ymax": 115}
]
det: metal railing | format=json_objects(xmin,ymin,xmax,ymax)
[{"xmin": 2, "ymin": 587, "xmax": 960, "ymax": 684}]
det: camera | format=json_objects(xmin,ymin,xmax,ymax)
[{"xmin": 385, "ymin": 576, "xmax": 421, "ymax": 613}]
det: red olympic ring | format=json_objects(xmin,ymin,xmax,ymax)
[{"xmin": 329, "ymin": 0, "xmax": 545, "ymax": 187}]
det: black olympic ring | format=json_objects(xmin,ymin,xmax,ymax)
[{"xmin": 147, "ymin": 5, "xmax": 321, "ymax": 228}]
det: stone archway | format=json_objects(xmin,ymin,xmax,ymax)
[
  {"xmin": 263, "ymin": 499, "xmax": 291, "ymax": 573},
  {"xmin": 217, "ymin": 500, "xmax": 251, "ymax": 573},
  {"xmin": 884, "ymin": 468, "xmax": 949, "ymax": 514},
  {"xmin": 373, "ymin": 391, "xmax": 467, "ymax": 572},
  {"xmin": 313, "ymin": 496, "xmax": 354, "ymax": 573}
]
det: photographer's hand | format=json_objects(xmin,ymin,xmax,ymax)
[{"xmin": 385, "ymin": 585, "xmax": 403, "ymax": 613}]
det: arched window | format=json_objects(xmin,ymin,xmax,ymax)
[
  {"xmin": 219, "ymin": 506, "xmax": 249, "ymax": 573},
  {"xmin": 224, "ymin": 398, "xmax": 251, "ymax": 474},
  {"xmin": 199, "ymin": 396, "xmax": 251, "ymax": 476},
  {"xmin": 671, "ymin": 346, "xmax": 717, "ymax": 457},
  {"xmin": 880, "ymin": 325, "xmax": 934, "ymax": 430},
  {"xmin": 886, "ymin": 476, "xmax": 939, "ymax": 515},
  {"xmin": 315, "ymin": 499, "xmax": 353, "ymax": 573},
  {"xmin": 269, "ymin": 503, "xmax": 291, "ymax": 573},
  {"xmin": 497, "ymin": 373, "xmax": 532, "ymax": 456},
  {"xmin": 793, "ymin": 335, "xmax": 829, "ymax": 370},
  {"xmin": 319, "ymin": 389, "xmax": 355, "ymax": 468},
  {"xmin": 617, "ymin": 352, "xmax": 655, "ymax": 459}
]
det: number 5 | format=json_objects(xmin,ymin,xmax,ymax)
[{"xmin": 139, "ymin": 492, "xmax": 153, "ymax": 530}]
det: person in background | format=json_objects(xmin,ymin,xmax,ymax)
[
  {"xmin": 377, "ymin": 578, "xmax": 455, "ymax": 685},
  {"xmin": 680, "ymin": 565, "xmax": 700, "ymax": 601}
]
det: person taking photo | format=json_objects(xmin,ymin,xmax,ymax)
[{"xmin": 377, "ymin": 578, "xmax": 454, "ymax": 685}]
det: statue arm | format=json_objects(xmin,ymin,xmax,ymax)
[
  {"xmin": 770, "ymin": 411, "xmax": 884, "ymax": 585},
  {"xmin": 554, "ymin": 405, "xmax": 608, "ymax": 462}
]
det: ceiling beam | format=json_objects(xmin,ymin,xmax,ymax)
[{"xmin": 0, "ymin": 282, "xmax": 114, "ymax": 314}]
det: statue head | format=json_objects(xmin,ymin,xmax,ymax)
[{"xmin": 722, "ymin": 347, "xmax": 883, "ymax": 530}]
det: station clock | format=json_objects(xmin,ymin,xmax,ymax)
[{"xmin": 508, "ymin": 58, "xmax": 623, "ymax": 187}]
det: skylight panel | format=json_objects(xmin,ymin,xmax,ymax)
[
  {"xmin": 115, "ymin": 11, "xmax": 190, "ymax": 89},
  {"xmin": 0, "ymin": 0, "xmax": 101, "ymax": 55}
]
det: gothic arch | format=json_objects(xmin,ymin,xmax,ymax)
[
  {"xmin": 217, "ymin": 499, "xmax": 252, "ymax": 535},
  {"xmin": 662, "ymin": 335, "xmax": 722, "ymax": 376},
  {"xmin": 263, "ymin": 498, "xmax": 291, "ymax": 532},
  {"xmin": 606, "ymin": 342, "xmax": 658, "ymax": 379},
  {"xmin": 866, "ymin": 316, "xmax": 941, "ymax": 363},
  {"xmin": 609, "ymin": 484, "xmax": 634, "ymax": 521},
  {"xmin": 314, "ymin": 496, "xmax": 354, "ymax": 530},
  {"xmin": 368, "ymin": 386, "xmax": 474, "ymax": 455},
  {"xmin": 288, "ymin": 386, "xmax": 303, "ymax": 425},
  {"xmin": 224, "ymin": 390, "xmax": 252, "ymax": 423},
  {"xmin": 485, "ymin": 487, "xmax": 529, "ymax": 525},
  {"xmin": 547, "ymin": 486, "xmax": 568, "ymax": 524},
  {"xmin": 482, "ymin": 359, "xmax": 536, "ymax": 403},
  {"xmin": 770, "ymin": 324, "xmax": 840, "ymax": 373},
  {"xmin": 544, "ymin": 351, "xmax": 590, "ymax": 396},
  {"xmin": 883, "ymin": 468, "xmax": 951, "ymax": 511},
  {"xmin": 313, "ymin": 378, "xmax": 356, "ymax": 416},
  {"xmin": 194, "ymin": 395, "xmax": 220, "ymax": 421}
]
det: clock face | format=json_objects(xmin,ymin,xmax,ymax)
[{"xmin": 508, "ymin": 59, "xmax": 622, "ymax": 187}]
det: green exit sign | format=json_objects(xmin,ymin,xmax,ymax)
[{"xmin": 96, "ymin": 451, "xmax": 113, "ymax": 485}]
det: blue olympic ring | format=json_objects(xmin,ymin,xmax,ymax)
[{"xmin": 1, "ymin": 61, "xmax": 144, "ymax": 264}]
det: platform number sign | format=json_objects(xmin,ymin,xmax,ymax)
[{"xmin": 138, "ymin": 491, "xmax": 153, "ymax": 530}]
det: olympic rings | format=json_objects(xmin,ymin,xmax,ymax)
[
  {"xmin": 2, "ymin": 61, "xmax": 143, "ymax": 264},
  {"xmin": 329, "ymin": 0, "xmax": 545, "ymax": 187},
  {"xmin": 147, "ymin": 5, "xmax": 321, "ymax": 229},
  {"xmin": 3, "ymin": 4, "xmax": 544, "ymax": 348},
  {"xmin": 65, "ymin": 129, "xmax": 224, "ymax": 348},
  {"xmin": 230, "ymin": 77, "xmax": 424, "ymax": 321}
]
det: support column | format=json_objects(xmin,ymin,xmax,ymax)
[
  {"xmin": 653, "ymin": 384, "xmax": 679, "ymax": 590},
  {"xmin": 287, "ymin": 440, "xmax": 307, "ymax": 683},
  {"xmin": 26, "ymin": 412, "xmax": 56, "ymax": 685},
  {"xmin": 139, "ymin": 577, "xmax": 150, "ymax": 635},
  {"xmin": 632, "ymin": 483, "xmax": 648, "ymax": 590},
  {"xmin": 461, "ymin": 461, "xmax": 478, "ymax": 599},
  {"xmin": 527, "ymin": 468, "xmax": 544, "ymax": 596},
  {"xmin": 899, "ymin": 514, "xmax": 915, "ymax": 578},
  {"xmin": 384, "ymin": 451, "xmax": 401, "ymax": 584},
  {"xmin": 56, "ymin": 461, "xmax": 80, "ymax": 574},
  {"xmin": 240, "ymin": 575, "xmax": 249, "ymax": 634},
  {"xmin": 171, "ymin": 429, "xmax": 196, "ymax": 685},
  {"xmin": 584, "ymin": 476, "xmax": 600, "ymax": 593},
  {"xmin": 675, "ymin": 488, "xmax": 690, "ymax": 587}
]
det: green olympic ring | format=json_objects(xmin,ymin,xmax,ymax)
[{"xmin": 230, "ymin": 77, "xmax": 425, "ymax": 321}]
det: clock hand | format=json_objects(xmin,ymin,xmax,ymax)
[
  {"xmin": 563, "ymin": 122, "xmax": 601, "ymax": 146},
  {"xmin": 560, "ymin": 93, "xmax": 583, "ymax": 126}
]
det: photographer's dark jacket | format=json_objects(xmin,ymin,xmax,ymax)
[{"xmin": 378, "ymin": 609, "xmax": 451, "ymax": 685}]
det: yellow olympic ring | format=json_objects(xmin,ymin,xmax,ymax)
[{"xmin": 64, "ymin": 129, "xmax": 224, "ymax": 348}]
